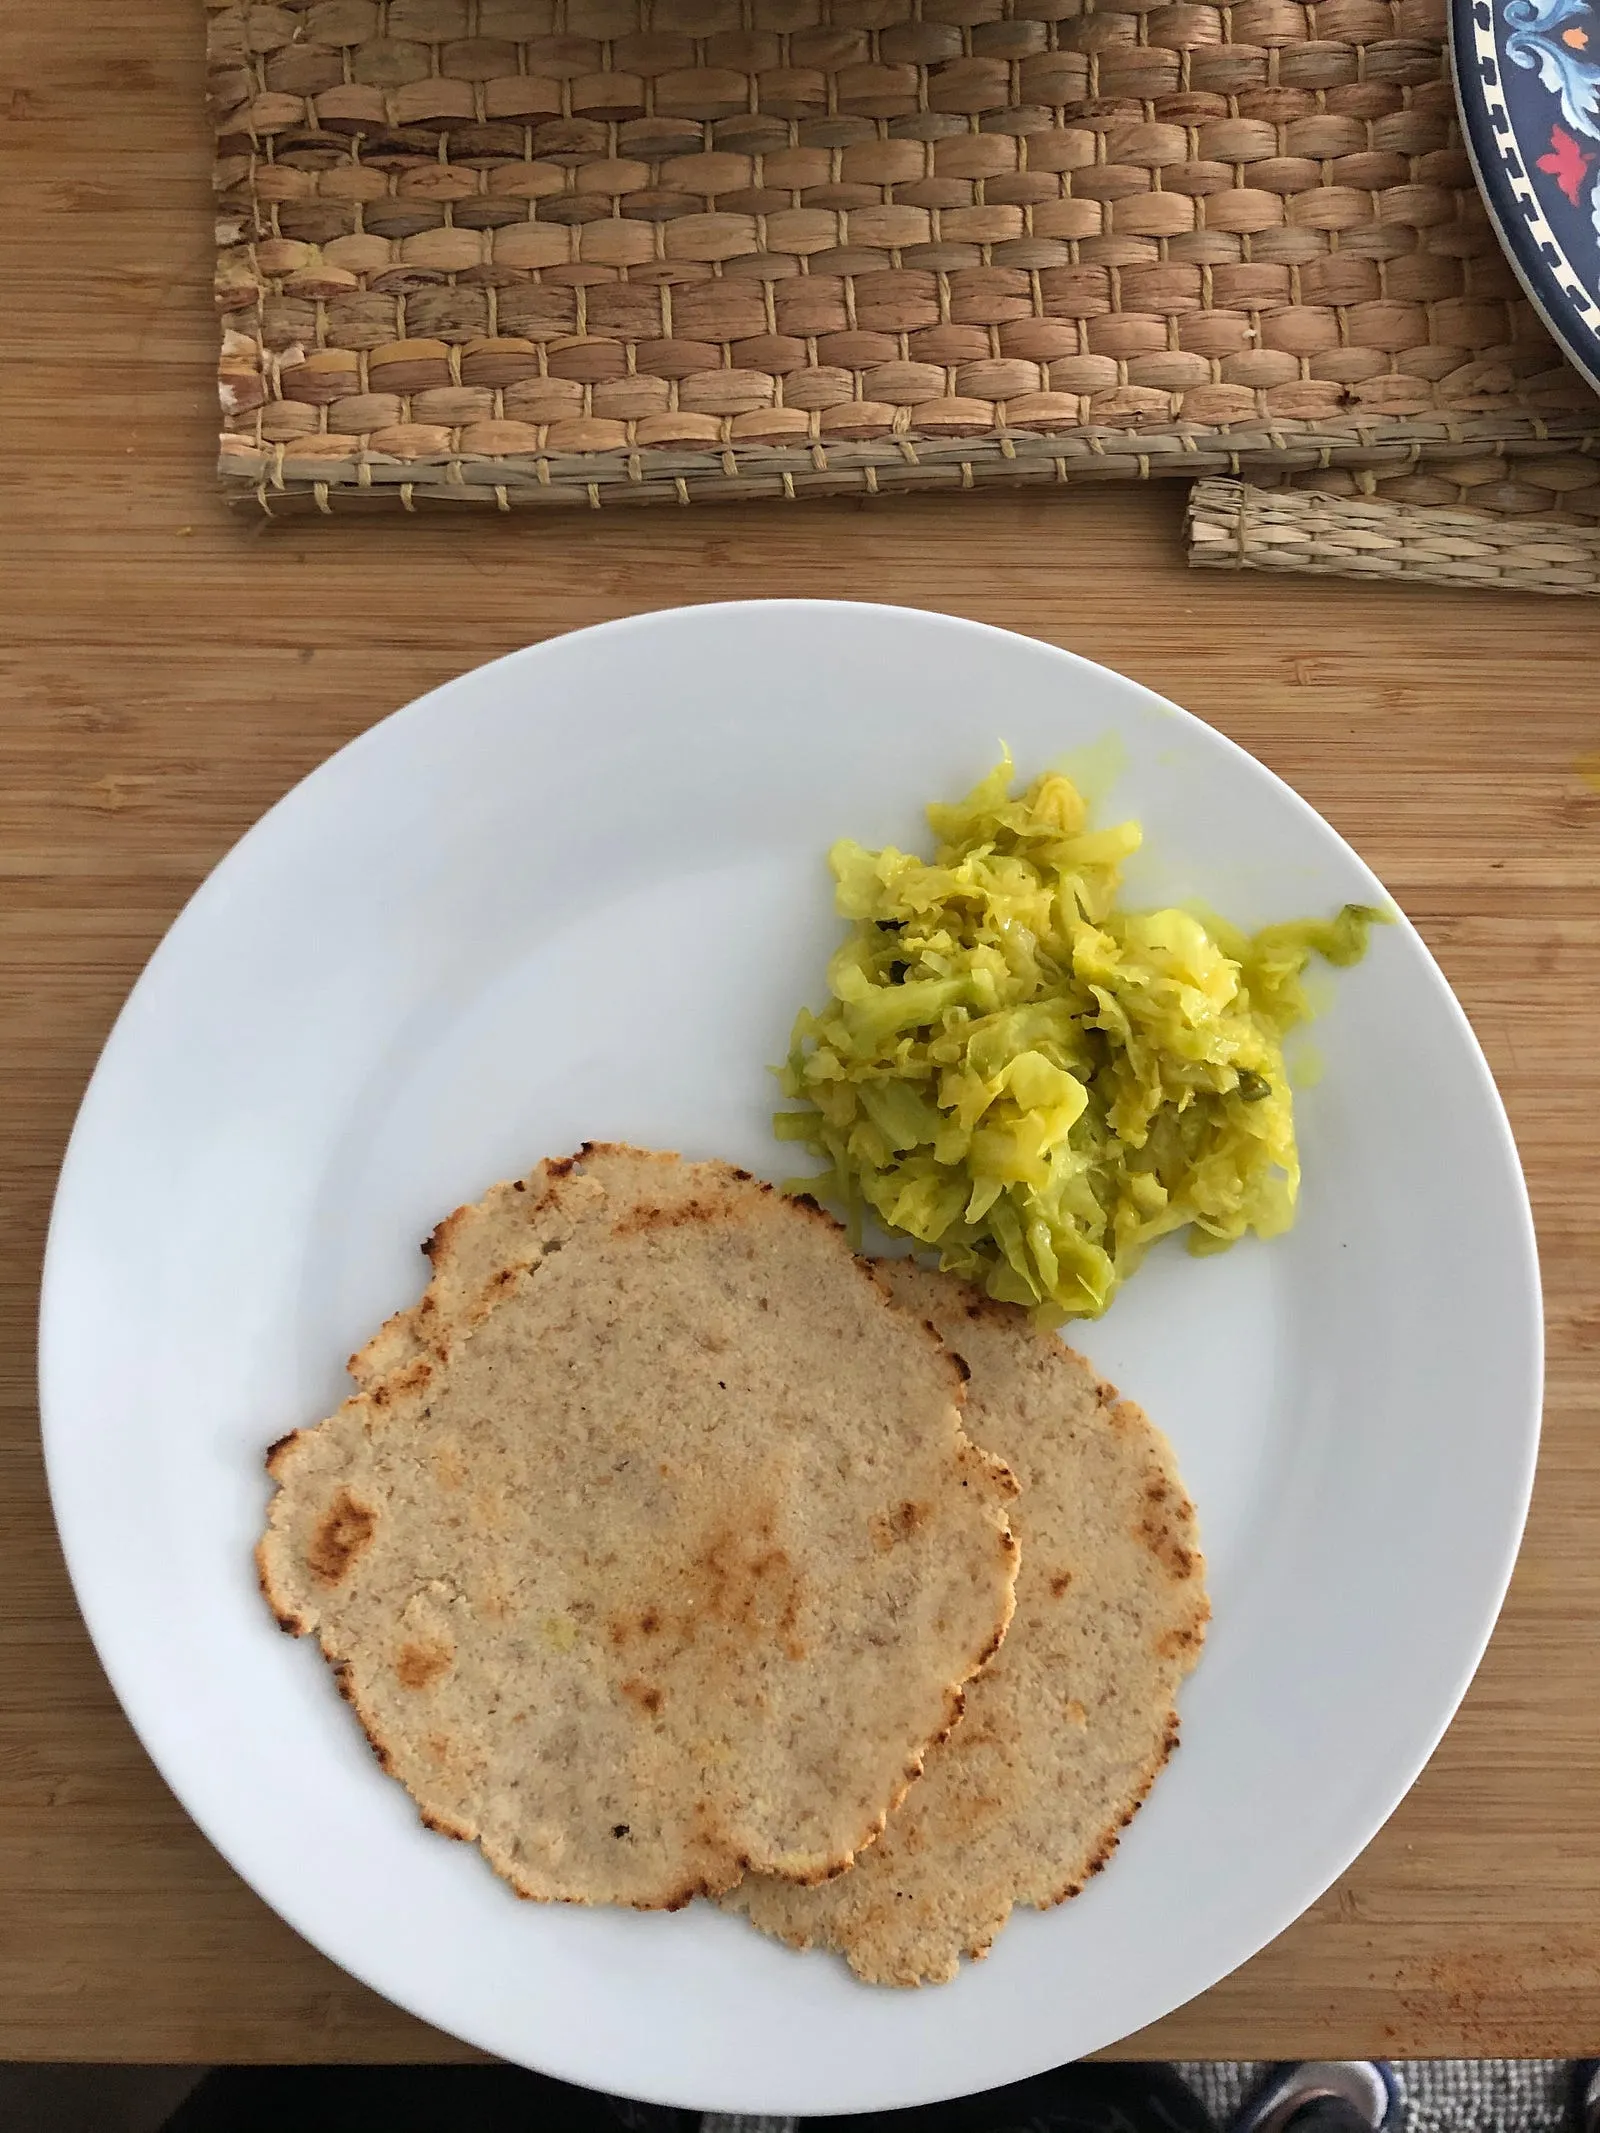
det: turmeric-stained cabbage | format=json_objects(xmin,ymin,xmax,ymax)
[{"xmin": 777, "ymin": 755, "xmax": 1383, "ymax": 1319}]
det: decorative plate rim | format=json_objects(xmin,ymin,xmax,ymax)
[{"xmin": 1452, "ymin": 0, "xmax": 1600, "ymax": 400}]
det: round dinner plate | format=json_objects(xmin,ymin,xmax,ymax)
[{"xmin": 41, "ymin": 603, "xmax": 1541, "ymax": 2114}]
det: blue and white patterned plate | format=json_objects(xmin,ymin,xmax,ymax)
[{"xmin": 1454, "ymin": 0, "xmax": 1600, "ymax": 394}]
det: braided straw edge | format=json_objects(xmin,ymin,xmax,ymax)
[
  {"xmin": 1186, "ymin": 474, "xmax": 1600, "ymax": 593},
  {"xmin": 219, "ymin": 412, "xmax": 1600, "ymax": 515}
]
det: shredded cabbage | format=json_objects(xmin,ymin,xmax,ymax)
[{"xmin": 777, "ymin": 754, "xmax": 1384, "ymax": 1320}]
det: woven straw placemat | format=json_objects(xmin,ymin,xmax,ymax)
[{"xmin": 210, "ymin": 0, "xmax": 1600, "ymax": 516}]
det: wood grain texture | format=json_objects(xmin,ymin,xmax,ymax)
[{"xmin": 1, "ymin": 0, "xmax": 1597, "ymax": 2070}]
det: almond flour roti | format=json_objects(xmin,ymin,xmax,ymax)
[
  {"xmin": 257, "ymin": 1147, "xmax": 1020, "ymax": 1911},
  {"xmin": 722, "ymin": 1260, "xmax": 1208, "ymax": 1986}
]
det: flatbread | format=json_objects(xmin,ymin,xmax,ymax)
[
  {"xmin": 258, "ymin": 1147, "xmax": 1020, "ymax": 1911},
  {"xmin": 721, "ymin": 1260, "xmax": 1208, "ymax": 1985}
]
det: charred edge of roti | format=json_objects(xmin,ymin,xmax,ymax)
[
  {"xmin": 350, "ymin": 1143, "xmax": 881, "ymax": 1392},
  {"xmin": 976, "ymin": 1355, "xmax": 1206, "ymax": 1942},
  {"xmin": 983, "ymin": 1338, "xmax": 1207, "ymax": 1927},
  {"xmin": 1040, "ymin": 1706, "xmax": 1184, "ymax": 1921},
  {"xmin": 344, "ymin": 1151, "xmax": 578, "ymax": 1382},
  {"xmin": 345, "ymin": 1168, "xmax": 567, "ymax": 1384},
  {"xmin": 740, "ymin": 1693, "xmax": 1190, "ymax": 1974}
]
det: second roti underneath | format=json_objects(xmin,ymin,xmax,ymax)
[{"xmin": 721, "ymin": 1260, "xmax": 1209, "ymax": 1986}]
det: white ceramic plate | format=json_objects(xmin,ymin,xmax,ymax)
[{"xmin": 41, "ymin": 603, "xmax": 1541, "ymax": 2114}]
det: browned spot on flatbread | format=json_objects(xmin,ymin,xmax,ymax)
[
  {"xmin": 395, "ymin": 1639, "xmax": 452, "ymax": 1690},
  {"xmin": 1136, "ymin": 1514, "xmax": 1197, "ymax": 1581},
  {"xmin": 306, "ymin": 1490, "xmax": 377, "ymax": 1585},
  {"xmin": 614, "ymin": 1514, "xmax": 812, "ymax": 1663},
  {"xmin": 1156, "ymin": 1620, "xmax": 1204, "ymax": 1659},
  {"xmin": 696, "ymin": 1514, "xmax": 806, "ymax": 1652},
  {"xmin": 1133, "ymin": 1443, "xmax": 1199, "ymax": 1578},
  {"xmin": 872, "ymin": 1498, "xmax": 932, "ymax": 1551},
  {"xmin": 610, "ymin": 1185, "xmax": 755, "ymax": 1236},
  {"xmin": 369, "ymin": 1356, "xmax": 432, "ymax": 1413},
  {"xmin": 608, "ymin": 1604, "xmax": 665, "ymax": 1649},
  {"xmin": 621, "ymin": 1676, "xmax": 664, "ymax": 1715},
  {"xmin": 542, "ymin": 1145, "xmax": 591, "ymax": 1181}
]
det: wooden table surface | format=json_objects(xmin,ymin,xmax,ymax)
[{"xmin": 4, "ymin": 0, "xmax": 1598, "ymax": 2072}]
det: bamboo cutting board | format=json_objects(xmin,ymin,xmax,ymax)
[{"xmin": 2, "ymin": 0, "xmax": 1599, "ymax": 2065}]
